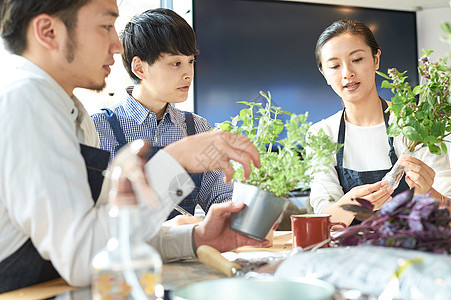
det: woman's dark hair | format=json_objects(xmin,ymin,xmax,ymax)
[
  {"xmin": 121, "ymin": 8, "xmax": 199, "ymax": 84},
  {"xmin": 315, "ymin": 20, "xmax": 380, "ymax": 70},
  {"xmin": 0, "ymin": 0, "xmax": 90, "ymax": 55}
]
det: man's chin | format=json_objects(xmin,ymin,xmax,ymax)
[{"xmin": 87, "ymin": 81, "xmax": 107, "ymax": 93}]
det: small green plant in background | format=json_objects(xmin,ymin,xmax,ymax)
[
  {"xmin": 215, "ymin": 91, "xmax": 341, "ymax": 198},
  {"xmin": 376, "ymin": 22, "xmax": 451, "ymax": 155}
]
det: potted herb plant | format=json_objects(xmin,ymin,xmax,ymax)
[
  {"xmin": 379, "ymin": 23, "xmax": 451, "ymax": 189},
  {"xmin": 215, "ymin": 91, "xmax": 340, "ymax": 241}
]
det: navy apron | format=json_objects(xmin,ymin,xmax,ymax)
[
  {"xmin": 335, "ymin": 98, "xmax": 410, "ymax": 225},
  {"xmin": 102, "ymin": 108, "xmax": 203, "ymax": 219},
  {"xmin": 0, "ymin": 145, "xmax": 110, "ymax": 293}
]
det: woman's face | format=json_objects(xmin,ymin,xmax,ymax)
[{"xmin": 319, "ymin": 33, "xmax": 381, "ymax": 104}]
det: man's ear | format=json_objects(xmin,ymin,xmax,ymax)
[
  {"xmin": 131, "ymin": 56, "xmax": 145, "ymax": 80},
  {"xmin": 30, "ymin": 14, "xmax": 58, "ymax": 50}
]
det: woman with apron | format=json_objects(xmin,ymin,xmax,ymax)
[{"xmin": 308, "ymin": 20, "xmax": 451, "ymax": 226}]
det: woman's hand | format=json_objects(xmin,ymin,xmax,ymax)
[
  {"xmin": 322, "ymin": 181, "xmax": 393, "ymax": 226},
  {"xmin": 398, "ymin": 154, "xmax": 435, "ymax": 195},
  {"xmin": 345, "ymin": 181, "xmax": 394, "ymax": 211}
]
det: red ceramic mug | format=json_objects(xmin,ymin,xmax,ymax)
[{"xmin": 290, "ymin": 214, "xmax": 346, "ymax": 249}]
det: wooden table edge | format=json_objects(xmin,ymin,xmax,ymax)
[{"xmin": 0, "ymin": 278, "xmax": 75, "ymax": 300}]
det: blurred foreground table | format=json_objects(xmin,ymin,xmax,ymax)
[{"xmin": 0, "ymin": 232, "xmax": 292, "ymax": 299}]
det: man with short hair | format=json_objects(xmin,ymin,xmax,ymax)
[
  {"xmin": 91, "ymin": 8, "xmax": 234, "ymax": 221},
  {"xmin": 0, "ymin": 0, "xmax": 264, "ymax": 292}
]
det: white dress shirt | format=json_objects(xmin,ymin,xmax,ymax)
[
  {"xmin": 308, "ymin": 110, "xmax": 451, "ymax": 214},
  {"xmin": 0, "ymin": 55, "xmax": 196, "ymax": 287}
]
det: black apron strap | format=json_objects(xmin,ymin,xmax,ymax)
[
  {"xmin": 381, "ymin": 100, "xmax": 398, "ymax": 165},
  {"xmin": 183, "ymin": 111, "xmax": 196, "ymax": 136},
  {"xmin": 101, "ymin": 108, "xmax": 127, "ymax": 151},
  {"xmin": 167, "ymin": 111, "xmax": 202, "ymax": 218},
  {"xmin": 80, "ymin": 144, "xmax": 110, "ymax": 203},
  {"xmin": 335, "ymin": 110, "xmax": 346, "ymax": 168}
]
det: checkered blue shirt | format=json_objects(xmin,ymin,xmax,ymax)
[{"xmin": 91, "ymin": 89, "xmax": 233, "ymax": 212}]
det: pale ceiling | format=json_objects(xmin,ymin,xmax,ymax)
[{"xmin": 288, "ymin": 0, "xmax": 451, "ymax": 11}]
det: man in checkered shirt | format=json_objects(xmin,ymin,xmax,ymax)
[{"xmin": 91, "ymin": 8, "xmax": 233, "ymax": 221}]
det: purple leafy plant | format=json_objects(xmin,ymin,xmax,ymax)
[{"xmin": 332, "ymin": 190, "xmax": 451, "ymax": 254}]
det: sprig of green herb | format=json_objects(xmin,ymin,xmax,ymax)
[
  {"xmin": 215, "ymin": 91, "xmax": 341, "ymax": 197},
  {"xmin": 376, "ymin": 23, "xmax": 451, "ymax": 155}
]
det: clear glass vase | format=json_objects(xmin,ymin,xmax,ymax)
[
  {"xmin": 92, "ymin": 170, "xmax": 163, "ymax": 299},
  {"xmin": 92, "ymin": 204, "xmax": 163, "ymax": 300}
]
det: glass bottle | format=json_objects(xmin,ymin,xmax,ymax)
[{"xmin": 92, "ymin": 178, "xmax": 163, "ymax": 300}]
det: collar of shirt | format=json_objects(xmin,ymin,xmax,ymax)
[
  {"xmin": 121, "ymin": 87, "xmax": 187, "ymax": 127},
  {"xmin": 72, "ymin": 95, "xmax": 100, "ymax": 147}
]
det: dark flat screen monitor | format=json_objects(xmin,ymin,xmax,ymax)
[{"xmin": 193, "ymin": 0, "xmax": 418, "ymax": 127}]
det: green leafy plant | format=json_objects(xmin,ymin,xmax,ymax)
[
  {"xmin": 376, "ymin": 23, "xmax": 451, "ymax": 155},
  {"xmin": 215, "ymin": 91, "xmax": 341, "ymax": 197}
]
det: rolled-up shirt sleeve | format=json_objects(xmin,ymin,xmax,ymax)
[{"xmin": 148, "ymin": 224, "xmax": 197, "ymax": 262}]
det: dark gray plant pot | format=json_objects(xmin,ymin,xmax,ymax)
[{"xmin": 230, "ymin": 182, "xmax": 289, "ymax": 241}]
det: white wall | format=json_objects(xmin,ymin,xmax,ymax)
[
  {"xmin": 416, "ymin": 7, "xmax": 451, "ymax": 59},
  {"xmin": 286, "ymin": 0, "xmax": 448, "ymax": 11},
  {"xmin": 416, "ymin": 7, "xmax": 451, "ymax": 159}
]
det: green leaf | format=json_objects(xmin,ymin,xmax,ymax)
[
  {"xmin": 376, "ymin": 70, "xmax": 391, "ymax": 80},
  {"xmin": 387, "ymin": 123, "xmax": 402, "ymax": 137},
  {"xmin": 218, "ymin": 123, "xmax": 233, "ymax": 131},
  {"xmin": 422, "ymin": 49, "xmax": 434, "ymax": 56},
  {"xmin": 412, "ymin": 85, "xmax": 422, "ymax": 95},
  {"xmin": 381, "ymin": 80, "xmax": 394, "ymax": 89},
  {"xmin": 423, "ymin": 135, "xmax": 438, "ymax": 145},
  {"xmin": 419, "ymin": 127, "xmax": 429, "ymax": 139},
  {"xmin": 268, "ymin": 119, "xmax": 284, "ymax": 137},
  {"xmin": 390, "ymin": 96, "xmax": 404, "ymax": 115},
  {"xmin": 431, "ymin": 122, "xmax": 445, "ymax": 137},
  {"xmin": 239, "ymin": 108, "xmax": 251, "ymax": 119},
  {"xmin": 405, "ymin": 116, "xmax": 421, "ymax": 131},
  {"xmin": 440, "ymin": 22, "xmax": 451, "ymax": 34},
  {"xmin": 441, "ymin": 142, "xmax": 448, "ymax": 155},
  {"xmin": 402, "ymin": 126, "xmax": 422, "ymax": 142},
  {"xmin": 237, "ymin": 101, "xmax": 252, "ymax": 106},
  {"xmin": 404, "ymin": 107, "xmax": 414, "ymax": 117},
  {"xmin": 427, "ymin": 144, "xmax": 441, "ymax": 155},
  {"xmin": 415, "ymin": 111, "xmax": 425, "ymax": 120}
]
